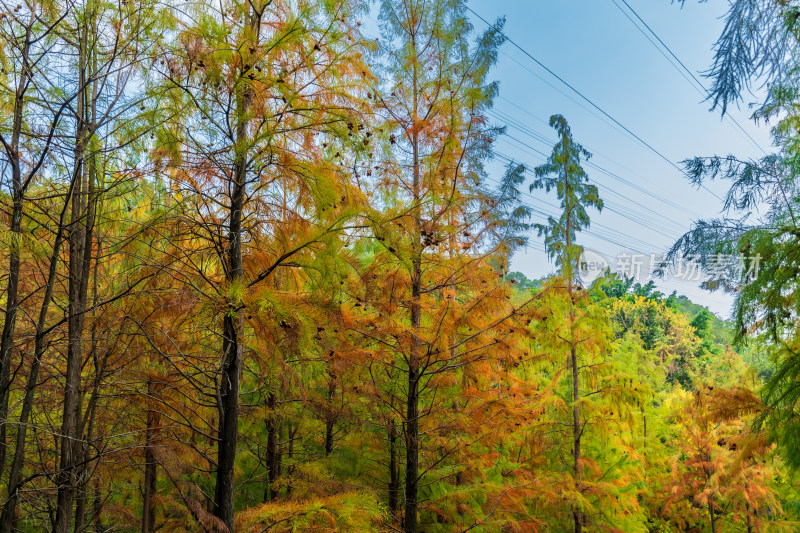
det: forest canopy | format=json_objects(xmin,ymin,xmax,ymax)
[{"xmin": 0, "ymin": 0, "xmax": 796, "ymax": 532}]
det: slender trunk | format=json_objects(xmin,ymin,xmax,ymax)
[
  {"xmin": 388, "ymin": 418, "xmax": 399, "ymax": 515},
  {"xmin": 404, "ymin": 363, "xmax": 420, "ymax": 533},
  {"xmin": 1, "ymin": 338, "xmax": 44, "ymax": 533},
  {"xmin": 215, "ymin": 208, "xmax": 243, "ymax": 531},
  {"xmin": 73, "ymin": 404, "xmax": 93, "ymax": 533},
  {"xmin": 0, "ymin": 179, "xmax": 75, "ymax": 532},
  {"xmin": 404, "ymin": 84, "xmax": 422, "ymax": 533},
  {"xmin": 0, "ymin": 10, "xmax": 35, "ymax": 480},
  {"xmin": 55, "ymin": 143, "xmax": 93, "ymax": 531},
  {"xmin": 708, "ymin": 498, "xmax": 717, "ymax": 533},
  {"xmin": 324, "ymin": 375, "xmax": 335, "ymax": 456},
  {"xmin": 324, "ymin": 419, "xmax": 334, "ymax": 456},
  {"xmin": 142, "ymin": 378, "xmax": 159, "ymax": 533},
  {"xmin": 561, "ymin": 134, "xmax": 582, "ymax": 533},
  {"xmin": 264, "ymin": 390, "xmax": 278, "ymax": 502},
  {"xmin": 213, "ymin": 8, "xmax": 261, "ymax": 531},
  {"xmin": 571, "ymin": 343, "xmax": 582, "ymax": 533},
  {"xmin": 55, "ymin": 23, "xmax": 97, "ymax": 529},
  {"xmin": 0, "ymin": 160, "xmax": 22, "ymax": 486},
  {"xmin": 76, "ymin": 235, "xmax": 103, "ymax": 533},
  {"xmin": 92, "ymin": 479, "xmax": 103, "ymax": 530}
]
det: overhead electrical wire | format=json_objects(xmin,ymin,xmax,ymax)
[
  {"xmin": 494, "ymin": 133, "xmax": 684, "ymax": 242},
  {"xmin": 465, "ymin": 4, "xmax": 726, "ymax": 203},
  {"xmin": 609, "ymin": 0, "xmax": 768, "ymax": 156},
  {"xmin": 489, "ymin": 106, "xmax": 698, "ymax": 226},
  {"xmin": 490, "ymin": 150, "xmax": 662, "ymax": 255},
  {"xmin": 487, "ymin": 110, "xmax": 691, "ymax": 238},
  {"xmin": 494, "ymin": 96, "xmax": 711, "ymax": 222}
]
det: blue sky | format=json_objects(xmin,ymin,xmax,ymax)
[{"xmin": 465, "ymin": 0, "xmax": 773, "ymax": 317}]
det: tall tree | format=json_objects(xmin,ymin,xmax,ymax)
[
  {"xmin": 369, "ymin": 1, "xmax": 542, "ymax": 530},
  {"xmin": 530, "ymin": 114, "xmax": 602, "ymax": 533},
  {"xmin": 157, "ymin": 0, "xmax": 367, "ymax": 528},
  {"xmin": 667, "ymin": 0, "xmax": 800, "ymax": 471}
]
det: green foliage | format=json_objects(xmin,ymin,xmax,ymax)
[{"xmin": 530, "ymin": 114, "xmax": 603, "ymax": 278}]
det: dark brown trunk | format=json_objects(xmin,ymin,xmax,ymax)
[
  {"xmin": 404, "ymin": 81, "xmax": 422, "ymax": 533},
  {"xmin": 561, "ymin": 135, "xmax": 582, "ymax": 533},
  {"xmin": 73, "ymin": 402, "xmax": 93, "ymax": 533},
  {"xmin": 572, "ymin": 344, "xmax": 582, "ymax": 533},
  {"xmin": 213, "ymin": 8, "xmax": 262, "ymax": 531},
  {"xmin": 142, "ymin": 378, "xmax": 159, "ymax": 533},
  {"xmin": 215, "ymin": 242, "xmax": 243, "ymax": 531},
  {"xmin": 92, "ymin": 480, "xmax": 103, "ymax": 530},
  {"xmin": 388, "ymin": 418, "xmax": 399, "ymax": 515},
  {"xmin": 75, "ymin": 234, "xmax": 103, "ymax": 533},
  {"xmin": 709, "ymin": 498, "xmax": 717, "ymax": 533},
  {"xmin": 55, "ymin": 19, "xmax": 99, "ymax": 528},
  {"xmin": 325, "ymin": 375, "xmax": 336, "ymax": 456},
  {"xmin": 264, "ymin": 390, "xmax": 279, "ymax": 502}
]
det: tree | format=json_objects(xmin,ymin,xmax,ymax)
[
  {"xmin": 667, "ymin": 0, "xmax": 800, "ymax": 472},
  {"xmin": 529, "ymin": 114, "xmax": 602, "ymax": 533},
  {"xmin": 364, "ymin": 1, "xmax": 543, "ymax": 530},
  {"xmin": 155, "ymin": 0, "xmax": 367, "ymax": 529},
  {"xmin": 661, "ymin": 386, "xmax": 781, "ymax": 533}
]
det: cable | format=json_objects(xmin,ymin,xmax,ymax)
[
  {"xmin": 609, "ymin": 0, "xmax": 767, "ymax": 156},
  {"xmin": 466, "ymin": 4, "xmax": 725, "ymax": 203},
  {"xmin": 494, "ymin": 135, "xmax": 684, "ymax": 241},
  {"xmin": 489, "ymin": 151, "xmax": 660, "ymax": 254},
  {"xmin": 489, "ymin": 106, "xmax": 700, "ymax": 224},
  {"xmin": 488, "ymin": 111, "xmax": 692, "ymax": 237}
]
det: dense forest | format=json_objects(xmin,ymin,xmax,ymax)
[{"xmin": 0, "ymin": 0, "xmax": 797, "ymax": 531}]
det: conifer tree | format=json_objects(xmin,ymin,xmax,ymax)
[
  {"xmin": 531, "ymin": 115, "xmax": 602, "ymax": 533},
  {"xmin": 368, "ymin": 1, "xmax": 533, "ymax": 530}
]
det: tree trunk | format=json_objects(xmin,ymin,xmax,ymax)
[
  {"xmin": 92, "ymin": 479, "xmax": 103, "ymax": 531},
  {"xmin": 264, "ymin": 390, "xmax": 279, "ymax": 502},
  {"xmin": 571, "ymin": 343, "xmax": 583, "ymax": 533},
  {"xmin": 55, "ymin": 119, "xmax": 94, "ymax": 533},
  {"xmin": 389, "ymin": 418, "xmax": 399, "ymax": 515},
  {"xmin": 404, "ymin": 93, "xmax": 422, "ymax": 533},
  {"xmin": 0, "ymin": 8, "xmax": 35, "ymax": 481},
  {"xmin": 325, "ymin": 375, "xmax": 336, "ymax": 456},
  {"xmin": 212, "ymin": 7, "xmax": 262, "ymax": 531},
  {"xmin": 55, "ymin": 21, "xmax": 98, "ymax": 529},
  {"xmin": 404, "ymin": 362, "xmax": 420, "ymax": 533},
  {"xmin": 708, "ymin": 499, "xmax": 717, "ymax": 533},
  {"xmin": 214, "ymin": 229, "xmax": 243, "ymax": 531},
  {"xmin": 142, "ymin": 378, "xmax": 159, "ymax": 533}
]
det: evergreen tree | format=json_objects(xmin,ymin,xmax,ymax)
[
  {"xmin": 531, "ymin": 115, "xmax": 602, "ymax": 533},
  {"xmin": 531, "ymin": 114, "xmax": 602, "ymax": 281}
]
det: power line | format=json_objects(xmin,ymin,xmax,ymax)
[
  {"xmin": 488, "ymin": 109, "xmax": 694, "ymax": 238},
  {"xmin": 489, "ymin": 106, "xmax": 699, "ymax": 224},
  {"xmin": 495, "ymin": 95, "xmax": 710, "ymax": 219},
  {"xmin": 466, "ymin": 4, "xmax": 725, "ymax": 203},
  {"xmin": 609, "ymin": 0, "xmax": 768, "ymax": 156},
  {"xmin": 493, "ymin": 140, "xmax": 682, "ymax": 248},
  {"xmin": 489, "ymin": 151, "xmax": 661, "ymax": 254}
]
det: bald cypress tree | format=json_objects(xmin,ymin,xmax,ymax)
[{"xmin": 532, "ymin": 114, "xmax": 602, "ymax": 533}]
